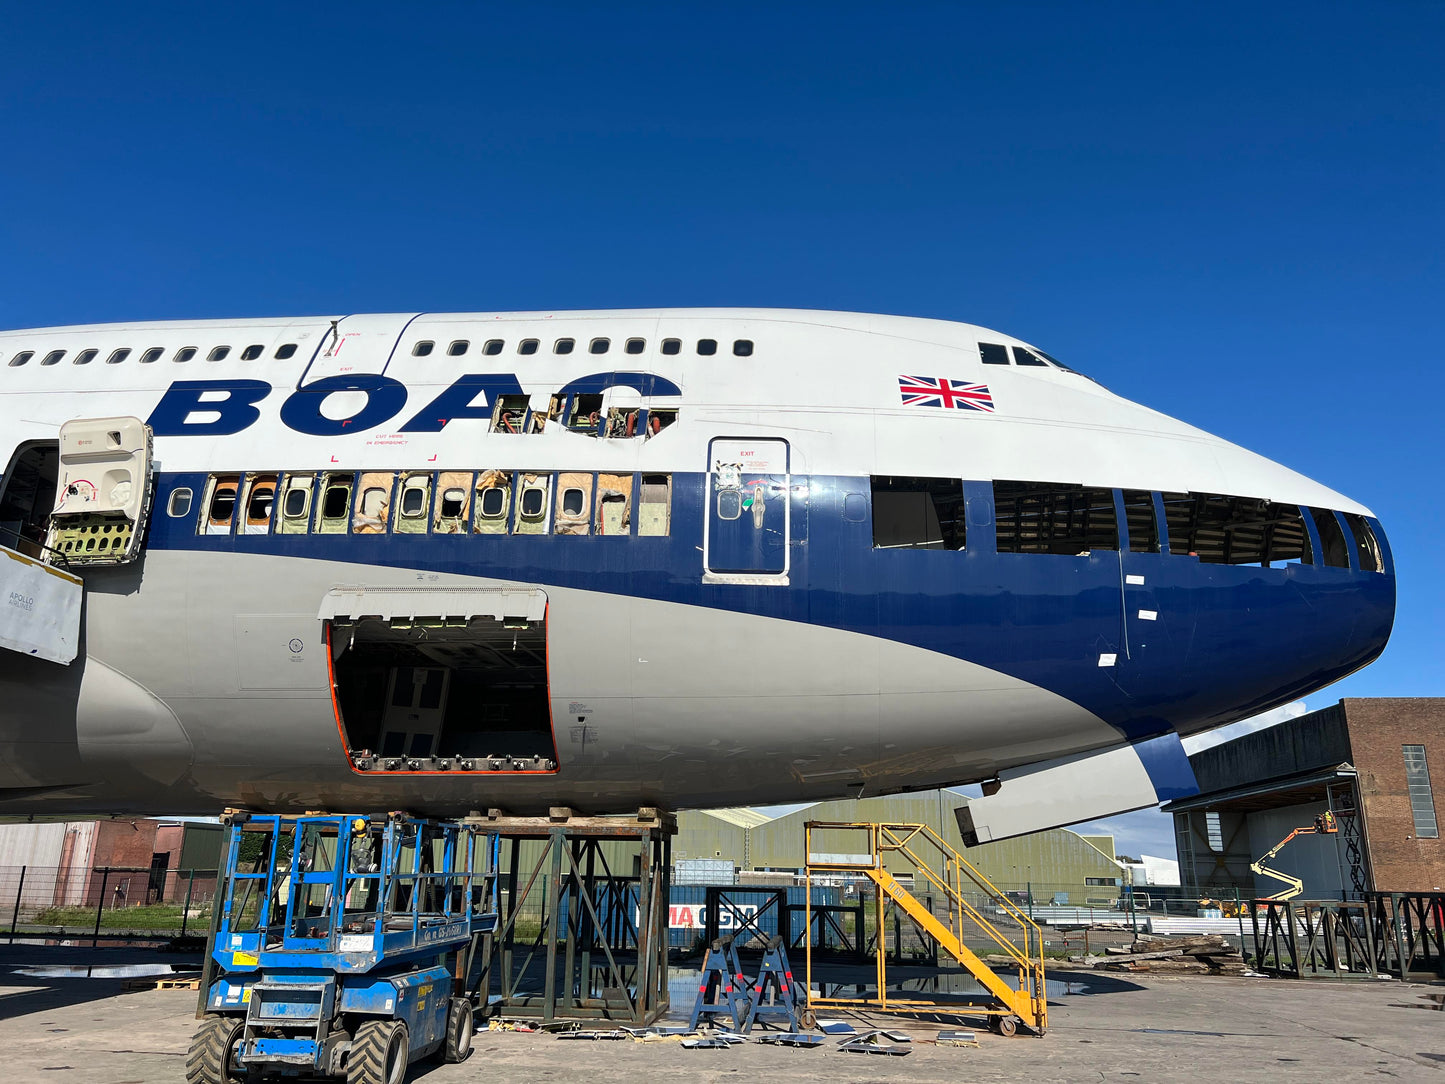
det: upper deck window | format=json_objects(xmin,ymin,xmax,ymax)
[
  {"xmin": 448, "ymin": 340, "xmax": 469, "ymax": 356},
  {"xmin": 413, "ymin": 341, "xmax": 434, "ymax": 357},
  {"xmin": 589, "ymin": 338, "xmax": 610, "ymax": 354},
  {"xmin": 483, "ymin": 339, "xmax": 504, "ymax": 356},
  {"xmin": 174, "ymin": 347, "xmax": 197, "ymax": 363},
  {"xmin": 626, "ymin": 338, "xmax": 645, "ymax": 355},
  {"xmin": 697, "ymin": 339, "xmax": 717, "ymax": 356},
  {"xmin": 106, "ymin": 348, "xmax": 131, "ymax": 365},
  {"xmin": 240, "ymin": 344, "xmax": 263, "ymax": 360},
  {"xmin": 661, "ymin": 339, "xmax": 681, "ymax": 355},
  {"xmin": 40, "ymin": 350, "xmax": 65, "ymax": 366},
  {"xmin": 554, "ymin": 338, "xmax": 575, "ymax": 355},
  {"xmin": 139, "ymin": 347, "xmax": 164, "ymax": 363},
  {"xmin": 734, "ymin": 339, "xmax": 753, "ymax": 356},
  {"xmin": 994, "ymin": 481, "xmax": 1118, "ymax": 554},
  {"xmin": 518, "ymin": 339, "xmax": 539, "ymax": 355},
  {"xmin": 208, "ymin": 346, "xmax": 230, "ymax": 361},
  {"xmin": 275, "ymin": 343, "xmax": 298, "ymax": 359},
  {"xmin": 979, "ymin": 343, "xmax": 1010, "ymax": 365},
  {"xmin": 7, "ymin": 351, "xmax": 34, "ymax": 367},
  {"xmin": 871, "ymin": 476, "xmax": 965, "ymax": 550},
  {"xmin": 74, "ymin": 349, "xmax": 99, "ymax": 365}
]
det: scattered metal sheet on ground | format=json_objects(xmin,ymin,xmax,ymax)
[
  {"xmin": 936, "ymin": 1029, "xmax": 980, "ymax": 1047},
  {"xmin": 712, "ymin": 1030, "xmax": 749, "ymax": 1043},
  {"xmin": 555, "ymin": 1029, "xmax": 628, "ymax": 1040},
  {"xmin": 839, "ymin": 1030, "xmax": 913, "ymax": 1055},
  {"xmin": 681, "ymin": 1038, "xmax": 732, "ymax": 1049},
  {"xmin": 757, "ymin": 1033, "xmax": 824, "ymax": 1047},
  {"xmin": 815, "ymin": 1018, "xmax": 855, "ymax": 1034},
  {"xmin": 881, "ymin": 1030, "xmax": 913, "ymax": 1042}
]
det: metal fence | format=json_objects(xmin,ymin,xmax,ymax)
[{"xmin": 0, "ymin": 863, "xmax": 219, "ymax": 945}]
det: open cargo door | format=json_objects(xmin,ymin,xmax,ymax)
[{"xmin": 45, "ymin": 416, "xmax": 154, "ymax": 566}]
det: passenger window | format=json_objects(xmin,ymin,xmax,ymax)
[
  {"xmin": 717, "ymin": 489, "xmax": 742, "ymax": 521},
  {"xmin": 646, "ymin": 409, "xmax": 677, "ymax": 438},
  {"xmin": 1309, "ymin": 508, "xmax": 1350, "ymax": 569},
  {"xmin": 167, "ymin": 488, "xmax": 193, "ymax": 518},
  {"xmin": 238, "ymin": 474, "xmax": 277, "ymax": 534},
  {"xmin": 734, "ymin": 339, "xmax": 753, "ymax": 356},
  {"xmin": 554, "ymin": 338, "xmax": 575, "ymax": 354},
  {"xmin": 1012, "ymin": 346, "xmax": 1049, "ymax": 366},
  {"xmin": 200, "ymin": 474, "xmax": 240, "ymax": 535},
  {"xmin": 413, "ymin": 341, "xmax": 434, "ymax": 357},
  {"xmin": 7, "ymin": 351, "xmax": 33, "ymax": 367},
  {"xmin": 353, "ymin": 473, "xmax": 393, "ymax": 534},
  {"xmin": 447, "ymin": 340, "xmax": 469, "ymax": 356},
  {"xmin": 994, "ymin": 481, "xmax": 1117, "ymax": 554},
  {"xmin": 1162, "ymin": 492, "xmax": 1311, "ymax": 565},
  {"xmin": 316, "ymin": 474, "xmax": 354, "ymax": 533},
  {"xmin": 637, "ymin": 474, "xmax": 671, "ymax": 536},
  {"xmin": 871, "ymin": 477, "xmax": 965, "ymax": 550},
  {"xmin": 393, "ymin": 473, "xmax": 431, "ymax": 533},
  {"xmin": 603, "ymin": 407, "xmax": 642, "ymax": 438},
  {"xmin": 555, "ymin": 473, "xmax": 593, "ymax": 535},
  {"xmin": 979, "ymin": 343, "xmax": 1010, "ymax": 365},
  {"xmin": 518, "ymin": 338, "xmax": 539, "ymax": 355},
  {"xmin": 596, "ymin": 474, "xmax": 632, "ymax": 535},
  {"xmin": 174, "ymin": 347, "xmax": 197, "ymax": 362},
  {"xmin": 278, "ymin": 474, "xmax": 314, "ymax": 534},
  {"xmin": 208, "ymin": 346, "xmax": 230, "ymax": 361},
  {"xmin": 589, "ymin": 337, "xmax": 610, "ymax": 354},
  {"xmin": 661, "ymin": 338, "xmax": 681, "ymax": 355},
  {"xmin": 1342, "ymin": 513, "xmax": 1384, "ymax": 572},
  {"xmin": 432, "ymin": 472, "xmax": 472, "ymax": 533},
  {"xmin": 513, "ymin": 473, "xmax": 550, "ymax": 535},
  {"xmin": 626, "ymin": 338, "xmax": 645, "ymax": 354},
  {"xmin": 483, "ymin": 339, "xmax": 504, "ymax": 355},
  {"xmin": 240, "ymin": 344, "xmax": 263, "ymax": 360},
  {"xmin": 474, "ymin": 470, "xmax": 512, "ymax": 535},
  {"xmin": 275, "ymin": 343, "xmax": 298, "ymax": 359},
  {"xmin": 843, "ymin": 493, "xmax": 867, "ymax": 522},
  {"xmin": 139, "ymin": 347, "xmax": 164, "ymax": 364},
  {"xmin": 106, "ymin": 348, "xmax": 130, "ymax": 365},
  {"xmin": 41, "ymin": 350, "xmax": 65, "ymax": 366},
  {"xmin": 697, "ymin": 339, "xmax": 717, "ymax": 356},
  {"xmin": 74, "ymin": 349, "xmax": 99, "ymax": 365},
  {"xmin": 1122, "ymin": 490, "xmax": 1158, "ymax": 553},
  {"xmin": 491, "ymin": 395, "xmax": 532, "ymax": 434},
  {"xmin": 566, "ymin": 393, "xmax": 603, "ymax": 433}
]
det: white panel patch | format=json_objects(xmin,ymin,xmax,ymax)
[
  {"xmin": 1098, "ymin": 653, "xmax": 1118, "ymax": 667},
  {"xmin": 235, "ymin": 615, "xmax": 323, "ymax": 691},
  {"xmin": 1125, "ymin": 574, "xmax": 1145, "ymax": 585},
  {"xmin": 0, "ymin": 547, "xmax": 83, "ymax": 665},
  {"xmin": 1138, "ymin": 610, "xmax": 1158, "ymax": 621}
]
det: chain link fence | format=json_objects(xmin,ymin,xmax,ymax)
[{"xmin": 0, "ymin": 863, "xmax": 219, "ymax": 945}]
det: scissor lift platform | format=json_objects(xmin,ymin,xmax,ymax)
[{"xmin": 188, "ymin": 812, "xmax": 498, "ymax": 1084}]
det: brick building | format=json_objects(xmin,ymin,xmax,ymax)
[{"xmin": 1165, "ymin": 699, "xmax": 1445, "ymax": 898}]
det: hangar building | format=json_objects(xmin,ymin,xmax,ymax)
[{"xmin": 1165, "ymin": 698, "xmax": 1445, "ymax": 899}]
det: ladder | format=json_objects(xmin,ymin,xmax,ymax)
[{"xmin": 805, "ymin": 821, "xmax": 1047, "ymax": 1035}]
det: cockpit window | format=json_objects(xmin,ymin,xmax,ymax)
[
  {"xmin": 979, "ymin": 343, "xmax": 1010, "ymax": 365},
  {"xmin": 1012, "ymin": 346, "xmax": 1049, "ymax": 366},
  {"xmin": 1341, "ymin": 513, "xmax": 1384, "ymax": 572}
]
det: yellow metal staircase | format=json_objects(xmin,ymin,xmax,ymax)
[{"xmin": 805, "ymin": 821, "xmax": 1047, "ymax": 1035}]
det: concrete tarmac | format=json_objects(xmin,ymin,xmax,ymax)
[{"xmin": 0, "ymin": 948, "xmax": 1441, "ymax": 1082}]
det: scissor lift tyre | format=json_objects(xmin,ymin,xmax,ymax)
[
  {"xmin": 442, "ymin": 997, "xmax": 474, "ymax": 1062},
  {"xmin": 348, "ymin": 1019, "xmax": 409, "ymax": 1084},
  {"xmin": 991, "ymin": 1014, "xmax": 1019, "ymax": 1038},
  {"xmin": 185, "ymin": 1014, "xmax": 244, "ymax": 1084}
]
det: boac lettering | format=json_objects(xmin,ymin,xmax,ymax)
[{"xmin": 144, "ymin": 372, "xmax": 682, "ymax": 437}]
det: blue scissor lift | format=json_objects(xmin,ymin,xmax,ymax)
[{"xmin": 187, "ymin": 812, "xmax": 498, "ymax": 1084}]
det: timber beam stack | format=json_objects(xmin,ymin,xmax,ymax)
[{"xmin": 1094, "ymin": 934, "xmax": 1246, "ymax": 976}]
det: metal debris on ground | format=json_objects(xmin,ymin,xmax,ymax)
[
  {"xmin": 838, "ymin": 1030, "xmax": 912, "ymax": 1055},
  {"xmin": 487, "ymin": 1020, "xmax": 538, "ymax": 1032},
  {"xmin": 935, "ymin": 1029, "xmax": 980, "ymax": 1047},
  {"xmin": 681, "ymin": 1038, "xmax": 732, "ymax": 1049},
  {"xmin": 814, "ymin": 1019, "xmax": 855, "ymax": 1034},
  {"xmin": 756, "ymin": 1033, "xmax": 825, "ymax": 1047},
  {"xmin": 555, "ymin": 1028, "xmax": 628, "ymax": 1040}
]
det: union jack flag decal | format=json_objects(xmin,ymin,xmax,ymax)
[{"xmin": 898, "ymin": 375, "xmax": 995, "ymax": 412}]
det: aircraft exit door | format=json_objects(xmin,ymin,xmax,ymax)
[{"xmin": 704, "ymin": 438, "xmax": 790, "ymax": 580}]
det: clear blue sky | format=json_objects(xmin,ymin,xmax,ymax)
[{"xmin": 3, "ymin": 4, "xmax": 1440, "ymax": 856}]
